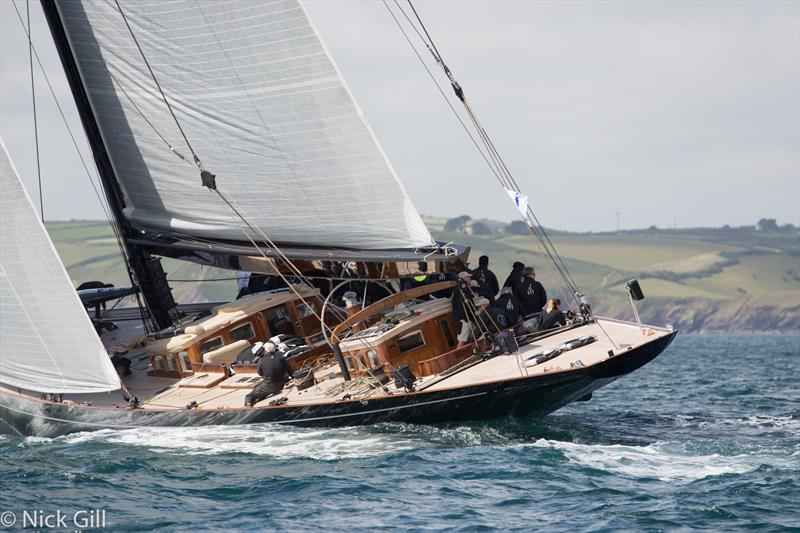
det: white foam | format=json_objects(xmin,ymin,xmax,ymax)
[
  {"xmin": 60, "ymin": 425, "xmax": 417, "ymax": 460},
  {"xmin": 529, "ymin": 439, "xmax": 757, "ymax": 482},
  {"xmin": 703, "ymin": 415, "xmax": 800, "ymax": 437},
  {"xmin": 22, "ymin": 435, "xmax": 53, "ymax": 444}
]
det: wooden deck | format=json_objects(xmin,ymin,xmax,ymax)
[{"xmin": 81, "ymin": 312, "xmax": 672, "ymax": 412}]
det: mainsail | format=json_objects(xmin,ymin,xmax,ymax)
[
  {"xmin": 50, "ymin": 0, "xmax": 433, "ymax": 250},
  {"xmin": 0, "ymin": 140, "xmax": 121, "ymax": 394}
]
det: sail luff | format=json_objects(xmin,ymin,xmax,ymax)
[{"xmin": 0, "ymin": 139, "xmax": 121, "ymax": 394}]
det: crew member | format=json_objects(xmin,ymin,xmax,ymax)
[
  {"xmin": 472, "ymin": 255, "xmax": 499, "ymax": 296},
  {"xmin": 502, "ymin": 261, "xmax": 525, "ymax": 291},
  {"xmin": 244, "ymin": 342, "xmax": 293, "ymax": 407},
  {"xmin": 76, "ymin": 280, "xmax": 113, "ymax": 318},
  {"xmin": 495, "ymin": 286, "xmax": 522, "ymax": 326},
  {"xmin": 538, "ymin": 299, "xmax": 566, "ymax": 331},
  {"xmin": 409, "ymin": 261, "xmax": 429, "ymax": 290},
  {"xmin": 471, "ymin": 269, "xmax": 496, "ymax": 306},
  {"xmin": 517, "ymin": 266, "xmax": 547, "ymax": 318}
]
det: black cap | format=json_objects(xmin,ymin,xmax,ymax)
[{"xmin": 512, "ymin": 261, "xmax": 524, "ymax": 269}]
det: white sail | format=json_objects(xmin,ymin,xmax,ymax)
[
  {"xmin": 0, "ymin": 140, "xmax": 121, "ymax": 394},
  {"xmin": 54, "ymin": 0, "xmax": 434, "ymax": 250}
]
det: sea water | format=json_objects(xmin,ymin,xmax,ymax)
[{"xmin": 1, "ymin": 334, "xmax": 798, "ymax": 531}]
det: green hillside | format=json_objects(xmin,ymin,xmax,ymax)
[
  {"xmin": 431, "ymin": 220, "xmax": 799, "ymax": 332},
  {"xmin": 47, "ymin": 219, "xmax": 799, "ymax": 332},
  {"xmin": 48, "ymin": 221, "xmax": 238, "ymax": 303}
]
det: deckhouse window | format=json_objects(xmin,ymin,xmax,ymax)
[
  {"xmin": 199, "ymin": 336, "xmax": 224, "ymax": 354},
  {"xmin": 266, "ymin": 306, "xmax": 294, "ymax": 336},
  {"xmin": 296, "ymin": 303, "xmax": 315, "ymax": 319},
  {"xmin": 440, "ymin": 320, "xmax": 455, "ymax": 348},
  {"xmin": 229, "ymin": 322, "xmax": 254, "ymax": 342},
  {"xmin": 179, "ymin": 351, "xmax": 192, "ymax": 371},
  {"xmin": 397, "ymin": 330, "xmax": 425, "ymax": 354}
]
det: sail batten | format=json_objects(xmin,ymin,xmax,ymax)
[
  {"xmin": 0, "ymin": 140, "xmax": 121, "ymax": 394},
  {"xmin": 54, "ymin": 0, "xmax": 434, "ymax": 251}
]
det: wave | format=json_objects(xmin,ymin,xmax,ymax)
[
  {"xmin": 46, "ymin": 425, "xmax": 421, "ymax": 461},
  {"xmin": 528, "ymin": 439, "xmax": 771, "ymax": 482}
]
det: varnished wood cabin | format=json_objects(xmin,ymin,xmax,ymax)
[{"xmin": 144, "ymin": 287, "xmax": 330, "ymax": 379}]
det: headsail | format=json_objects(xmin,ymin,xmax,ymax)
[
  {"xmin": 0, "ymin": 140, "xmax": 121, "ymax": 394},
  {"xmin": 50, "ymin": 0, "xmax": 433, "ymax": 251}
]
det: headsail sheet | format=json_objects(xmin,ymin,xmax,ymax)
[
  {"xmin": 0, "ymin": 141, "xmax": 121, "ymax": 394},
  {"xmin": 53, "ymin": 0, "xmax": 433, "ymax": 250}
]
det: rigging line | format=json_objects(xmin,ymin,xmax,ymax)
[
  {"xmin": 9, "ymin": 2, "xmax": 130, "ymax": 269},
  {"xmin": 218, "ymin": 185, "xmax": 338, "ymax": 293},
  {"xmin": 26, "ymin": 0, "xmax": 43, "ymax": 222},
  {"xmin": 209, "ymin": 189, "xmax": 329, "ymax": 327},
  {"xmin": 213, "ymin": 186, "xmax": 396, "ymax": 357},
  {"xmin": 167, "ymin": 275, "xmax": 404, "ymax": 283},
  {"xmin": 10, "ymin": 3, "xmax": 112, "ymax": 223},
  {"xmin": 387, "ymin": 1, "xmax": 574, "ymax": 305},
  {"xmin": 472, "ymin": 112, "xmax": 581, "ymax": 293},
  {"xmin": 11, "ymin": 1, "xmax": 150, "ymax": 333},
  {"xmin": 460, "ymin": 97, "xmax": 577, "ymax": 294},
  {"xmin": 385, "ymin": 0, "xmax": 574, "ymax": 307},
  {"xmin": 392, "ymin": 0, "xmax": 436, "ymax": 61},
  {"xmin": 457, "ymin": 100, "xmax": 573, "ymax": 306},
  {"xmin": 210, "ymin": 189, "xmax": 383, "ymax": 358},
  {"xmin": 389, "ymin": 0, "xmax": 573, "ymax": 302},
  {"xmin": 113, "ymin": 0, "xmax": 202, "ymax": 169},
  {"xmin": 403, "ymin": 2, "xmax": 582, "ymax": 304},
  {"xmin": 381, "ymin": 0, "xmax": 504, "ymax": 185},
  {"xmin": 108, "ymin": 72, "xmax": 193, "ymax": 167},
  {"xmin": 214, "ymin": 187, "xmax": 375, "ymax": 354},
  {"xmin": 407, "ymin": 1, "xmax": 448, "ymax": 75}
]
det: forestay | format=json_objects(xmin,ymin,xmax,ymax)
[
  {"xmin": 53, "ymin": 0, "xmax": 433, "ymax": 250},
  {"xmin": 0, "ymin": 140, "xmax": 121, "ymax": 393}
]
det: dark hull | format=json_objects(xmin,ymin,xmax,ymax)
[{"xmin": 0, "ymin": 331, "xmax": 676, "ymax": 437}]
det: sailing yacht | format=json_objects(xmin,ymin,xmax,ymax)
[{"xmin": 0, "ymin": 0, "xmax": 676, "ymax": 436}]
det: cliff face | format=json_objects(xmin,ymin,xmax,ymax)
[{"xmin": 600, "ymin": 297, "xmax": 800, "ymax": 333}]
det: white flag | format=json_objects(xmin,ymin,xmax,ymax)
[{"xmin": 505, "ymin": 188, "xmax": 529, "ymax": 217}]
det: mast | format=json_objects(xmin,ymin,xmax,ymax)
[{"xmin": 40, "ymin": 0, "xmax": 178, "ymax": 330}]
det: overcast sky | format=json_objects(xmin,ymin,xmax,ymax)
[{"xmin": 1, "ymin": 0, "xmax": 798, "ymax": 232}]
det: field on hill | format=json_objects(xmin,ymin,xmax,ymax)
[
  {"xmin": 48, "ymin": 221, "xmax": 238, "ymax": 304},
  {"xmin": 47, "ymin": 219, "xmax": 799, "ymax": 332},
  {"xmin": 431, "ymin": 222, "xmax": 799, "ymax": 332}
]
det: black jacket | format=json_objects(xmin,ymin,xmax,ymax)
[
  {"xmin": 539, "ymin": 309, "xmax": 566, "ymax": 331},
  {"xmin": 452, "ymin": 280, "xmax": 475, "ymax": 324},
  {"xmin": 257, "ymin": 353, "xmax": 292, "ymax": 383},
  {"xmin": 517, "ymin": 277, "xmax": 547, "ymax": 315},
  {"xmin": 502, "ymin": 268, "xmax": 524, "ymax": 290},
  {"xmin": 495, "ymin": 293, "xmax": 522, "ymax": 326},
  {"xmin": 474, "ymin": 280, "xmax": 496, "ymax": 306},
  {"xmin": 472, "ymin": 266, "xmax": 500, "ymax": 296}
]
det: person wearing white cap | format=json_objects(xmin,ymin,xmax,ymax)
[{"xmin": 245, "ymin": 341, "xmax": 293, "ymax": 407}]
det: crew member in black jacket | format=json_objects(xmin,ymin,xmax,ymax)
[
  {"xmin": 495, "ymin": 286, "xmax": 522, "ymax": 326},
  {"xmin": 502, "ymin": 261, "xmax": 525, "ymax": 291},
  {"xmin": 245, "ymin": 342, "xmax": 293, "ymax": 407},
  {"xmin": 516, "ymin": 266, "xmax": 547, "ymax": 318},
  {"xmin": 538, "ymin": 299, "xmax": 566, "ymax": 331},
  {"xmin": 472, "ymin": 255, "xmax": 499, "ymax": 296}
]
